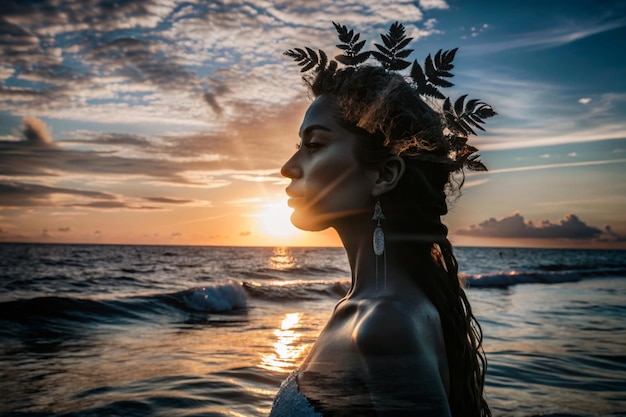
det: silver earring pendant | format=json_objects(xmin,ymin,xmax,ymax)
[
  {"xmin": 372, "ymin": 199, "xmax": 387, "ymax": 291},
  {"xmin": 372, "ymin": 199, "xmax": 385, "ymax": 256}
]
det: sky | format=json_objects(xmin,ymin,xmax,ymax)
[{"xmin": 0, "ymin": 0, "xmax": 625, "ymax": 249}]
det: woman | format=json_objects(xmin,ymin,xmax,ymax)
[{"xmin": 270, "ymin": 22, "xmax": 495, "ymax": 417}]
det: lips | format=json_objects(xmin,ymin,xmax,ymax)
[
  {"xmin": 285, "ymin": 186, "xmax": 301, "ymax": 197},
  {"xmin": 285, "ymin": 187, "xmax": 305, "ymax": 208}
]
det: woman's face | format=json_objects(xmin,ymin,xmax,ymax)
[{"xmin": 281, "ymin": 95, "xmax": 378, "ymax": 231}]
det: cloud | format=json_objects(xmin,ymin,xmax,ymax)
[
  {"xmin": 2, "ymin": 0, "xmax": 173, "ymax": 39},
  {"xmin": 0, "ymin": 0, "xmax": 443, "ymax": 131},
  {"xmin": 203, "ymin": 80, "xmax": 231, "ymax": 115},
  {"xmin": 579, "ymin": 98, "xmax": 592, "ymax": 104},
  {"xmin": 61, "ymin": 132, "xmax": 155, "ymax": 148},
  {"xmin": 463, "ymin": 17, "xmax": 626, "ymax": 55},
  {"xmin": 1, "ymin": 117, "xmax": 290, "ymax": 207},
  {"xmin": 1, "ymin": 96, "xmax": 304, "ymax": 184},
  {"xmin": 458, "ymin": 70, "xmax": 626, "ymax": 151},
  {"xmin": 70, "ymin": 201, "xmax": 161, "ymax": 210},
  {"xmin": 462, "ymin": 178, "xmax": 489, "ymax": 188},
  {"xmin": 0, "ymin": 181, "xmax": 175, "ymax": 211},
  {"xmin": 21, "ymin": 117, "xmax": 55, "ymax": 147},
  {"xmin": 457, "ymin": 212, "xmax": 620, "ymax": 240},
  {"xmin": 418, "ymin": 0, "xmax": 449, "ymax": 10},
  {"xmin": 599, "ymin": 225, "xmax": 626, "ymax": 242},
  {"xmin": 474, "ymin": 158, "xmax": 626, "ymax": 175},
  {"xmin": 142, "ymin": 197, "xmax": 194, "ymax": 204},
  {"xmin": 0, "ymin": 180, "xmax": 115, "ymax": 208},
  {"xmin": 83, "ymin": 37, "xmax": 201, "ymax": 94},
  {"xmin": 0, "ymin": 117, "xmax": 199, "ymax": 182},
  {"xmin": 157, "ymin": 101, "xmax": 307, "ymax": 170},
  {"xmin": 0, "ymin": 136, "xmax": 190, "ymax": 181},
  {"xmin": 462, "ymin": 23, "xmax": 490, "ymax": 39}
]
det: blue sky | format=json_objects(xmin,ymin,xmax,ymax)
[{"xmin": 0, "ymin": 0, "xmax": 625, "ymax": 248}]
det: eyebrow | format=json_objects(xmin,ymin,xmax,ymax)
[{"xmin": 299, "ymin": 124, "xmax": 332, "ymax": 139}]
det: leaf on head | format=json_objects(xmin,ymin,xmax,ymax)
[
  {"xmin": 372, "ymin": 21, "xmax": 413, "ymax": 70},
  {"xmin": 333, "ymin": 21, "xmax": 370, "ymax": 67}
]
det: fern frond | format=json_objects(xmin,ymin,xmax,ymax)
[
  {"xmin": 333, "ymin": 21, "xmax": 370, "ymax": 67},
  {"xmin": 444, "ymin": 95, "xmax": 497, "ymax": 136},
  {"xmin": 284, "ymin": 47, "xmax": 332, "ymax": 73},
  {"xmin": 410, "ymin": 48, "xmax": 457, "ymax": 99},
  {"xmin": 425, "ymin": 54, "xmax": 454, "ymax": 88},
  {"xmin": 436, "ymin": 48, "xmax": 457, "ymax": 71},
  {"xmin": 454, "ymin": 94, "xmax": 466, "ymax": 116},
  {"xmin": 372, "ymin": 21, "xmax": 413, "ymax": 70},
  {"xmin": 466, "ymin": 154, "xmax": 487, "ymax": 171},
  {"xmin": 448, "ymin": 135, "xmax": 468, "ymax": 152},
  {"xmin": 411, "ymin": 60, "xmax": 445, "ymax": 99},
  {"xmin": 447, "ymin": 135, "xmax": 487, "ymax": 172}
]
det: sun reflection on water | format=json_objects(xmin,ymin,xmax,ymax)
[
  {"xmin": 260, "ymin": 312, "xmax": 308, "ymax": 373},
  {"xmin": 268, "ymin": 247, "xmax": 296, "ymax": 271}
]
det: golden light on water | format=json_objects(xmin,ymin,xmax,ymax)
[
  {"xmin": 268, "ymin": 247, "xmax": 296, "ymax": 271},
  {"xmin": 260, "ymin": 312, "xmax": 308, "ymax": 373}
]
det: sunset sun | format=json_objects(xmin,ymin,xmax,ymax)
[{"xmin": 258, "ymin": 201, "xmax": 300, "ymax": 239}]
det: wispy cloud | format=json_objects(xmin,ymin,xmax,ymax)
[
  {"xmin": 463, "ymin": 17, "xmax": 626, "ymax": 55},
  {"xmin": 470, "ymin": 158, "xmax": 626, "ymax": 175},
  {"xmin": 69, "ymin": 201, "xmax": 161, "ymax": 210},
  {"xmin": 459, "ymin": 69, "xmax": 626, "ymax": 150},
  {"xmin": 142, "ymin": 197, "xmax": 194, "ymax": 204},
  {"xmin": 0, "ymin": 180, "xmax": 115, "ymax": 208}
]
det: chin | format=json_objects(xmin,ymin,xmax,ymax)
[{"xmin": 290, "ymin": 211, "xmax": 328, "ymax": 232}]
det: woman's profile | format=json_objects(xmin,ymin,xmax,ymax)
[{"xmin": 270, "ymin": 21, "xmax": 496, "ymax": 417}]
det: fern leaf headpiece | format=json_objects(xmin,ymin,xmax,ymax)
[{"xmin": 284, "ymin": 21, "xmax": 497, "ymax": 173}]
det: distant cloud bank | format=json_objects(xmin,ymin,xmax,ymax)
[{"xmin": 458, "ymin": 212, "xmax": 623, "ymax": 241}]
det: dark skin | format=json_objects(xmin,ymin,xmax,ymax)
[{"xmin": 281, "ymin": 96, "xmax": 451, "ymax": 416}]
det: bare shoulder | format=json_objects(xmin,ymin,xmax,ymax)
[
  {"xmin": 352, "ymin": 295, "xmax": 444, "ymax": 357},
  {"xmin": 350, "ymin": 294, "xmax": 451, "ymax": 415}
]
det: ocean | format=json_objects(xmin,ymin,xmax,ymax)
[{"xmin": 1, "ymin": 243, "xmax": 625, "ymax": 417}]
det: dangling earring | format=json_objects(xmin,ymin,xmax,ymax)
[
  {"xmin": 372, "ymin": 199, "xmax": 385, "ymax": 255},
  {"xmin": 372, "ymin": 198, "xmax": 387, "ymax": 291}
]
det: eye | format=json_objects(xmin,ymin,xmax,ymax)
[
  {"xmin": 295, "ymin": 141, "xmax": 323, "ymax": 152},
  {"xmin": 303, "ymin": 141, "xmax": 324, "ymax": 152}
]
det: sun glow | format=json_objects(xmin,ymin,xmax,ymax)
[{"xmin": 258, "ymin": 200, "xmax": 300, "ymax": 239}]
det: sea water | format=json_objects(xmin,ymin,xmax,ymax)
[{"xmin": 0, "ymin": 244, "xmax": 625, "ymax": 416}]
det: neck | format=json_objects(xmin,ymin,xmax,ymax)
[{"xmin": 334, "ymin": 215, "xmax": 425, "ymax": 299}]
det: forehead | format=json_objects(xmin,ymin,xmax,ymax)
[{"xmin": 299, "ymin": 96, "xmax": 343, "ymax": 136}]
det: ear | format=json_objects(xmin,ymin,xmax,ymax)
[{"xmin": 372, "ymin": 156, "xmax": 405, "ymax": 197}]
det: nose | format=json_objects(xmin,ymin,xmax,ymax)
[{"xmin": 280, "ymin": 152, "xmax": 302, "ymax": 179}]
